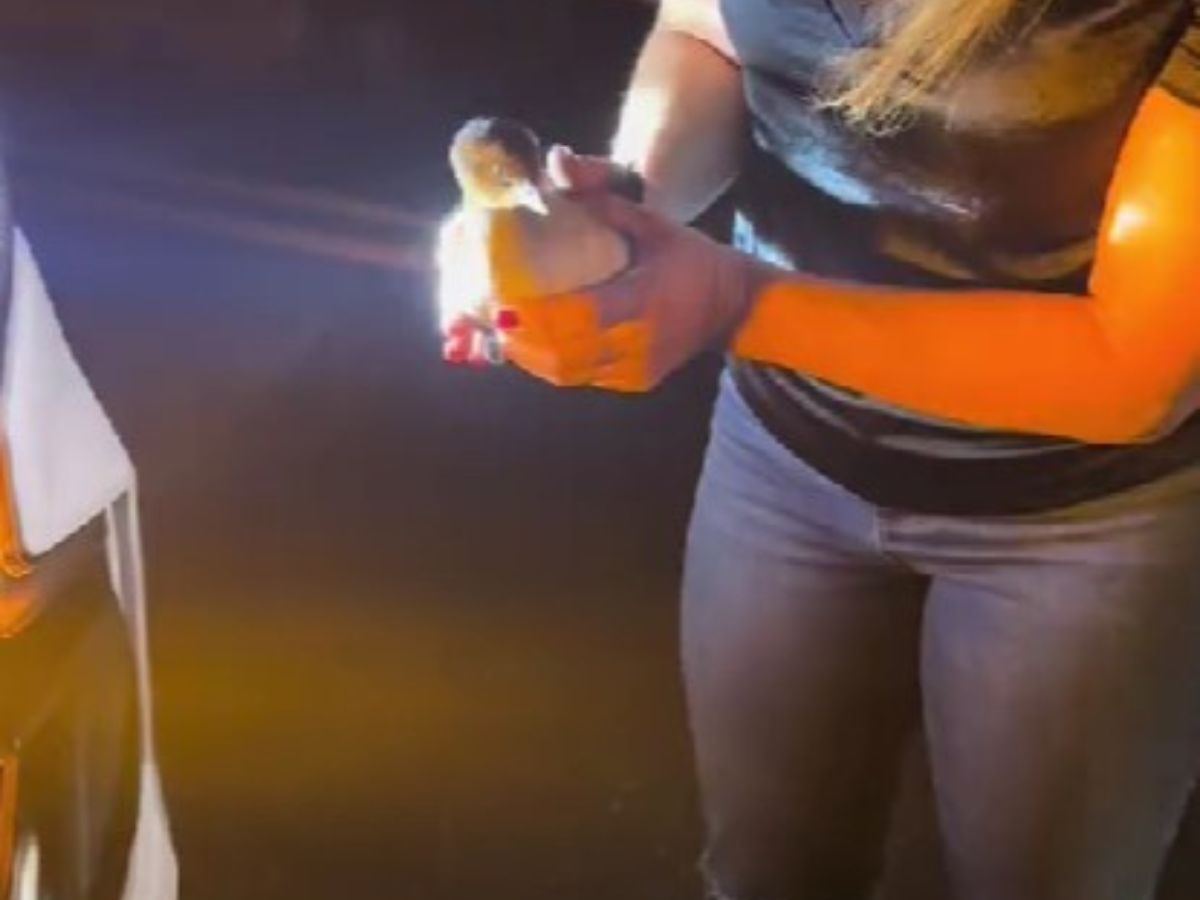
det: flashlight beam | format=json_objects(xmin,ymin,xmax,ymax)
[
  {"xmin": 10, "ymin": 144, "xmax": 434, "ymax": 231},
  {"xmin": 29, "ymin": 181, "xmax": 428, "ymax": 272}
]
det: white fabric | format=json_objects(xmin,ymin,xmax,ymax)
[
  {"xmin": 2, "ymin": 231, "xmax": 178, "ymax": 899},
  {"xmin": 2, "ymin": 232, "xmax": 132, "ymax": 555}
]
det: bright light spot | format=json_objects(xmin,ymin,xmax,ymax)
[
  {"xmin": 1108, "ymin": 202, "xmax": 1148, "ymax": 244},
  {"xmin": 434, "ymin": 208, "xmax": 492, "ymax": 333},
  {"xmin": 612, "ymin": 87, "xmax": 669, "ymax": 169},
  {"xmin": 14, "ymin": 834, "xmax": 39, "ymax": 900}
]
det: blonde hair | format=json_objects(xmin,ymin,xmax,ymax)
[{"xmin": 821, "ymin": 0, "xmax": 1026, "ymax": 132}]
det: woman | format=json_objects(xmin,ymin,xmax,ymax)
[{"xmin": 440, "ymin": 0, "xmax": 1200, "ymax": 896}]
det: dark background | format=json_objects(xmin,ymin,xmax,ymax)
[
  {"xmin": 2, "ymin": 3, "xmax": 712, "ymax": 899},
  {"xmin": 1, "ymin": 3, "xmax": 1197, "ymax": 898}
]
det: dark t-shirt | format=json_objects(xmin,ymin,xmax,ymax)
[{"xmin": 722, "ymin": 0, "xmax": 1200, "ymax": 515}]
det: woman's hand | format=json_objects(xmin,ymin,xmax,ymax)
[
  {"xmin": 434, "ymin": 146, "xmax": 756, "ymax": 386},
  {"xmin": 434, "ymin": 147, "xmax": 644, "ymax": 368},
  {"xmin": 497, "ymin": 191, "xmax": 756, "ymax": 391},
  {"xmin": 544, "ymin": 146, "xmax": 647, "ymax": 204}
]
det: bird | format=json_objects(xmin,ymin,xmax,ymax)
[{"xmin": 440, "ymin": 116, "xmax": 631, "ymax": 309}]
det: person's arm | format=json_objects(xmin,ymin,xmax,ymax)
[
  {"xmin": 443, "ymin": 0, "xmax": 746, "ymax": 366},
  {"xmin": 608, "ymin": 0, "xmax": 746, "ymax": 222},
  {"xmin": 732, "ymin": 83, "xmax": 1200, "ymax": 445},
  {"xmin": 498, "ymin": 2, "xmax": 1200, "ymax": 440}
]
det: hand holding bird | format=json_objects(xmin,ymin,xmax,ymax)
[
  {"xmin": 435, "ymin": 116, "xmax": 756, "ymax": 389},
  {"xmin": 435, "ymin": 117, "xmax": 632, "ymax": 366}
]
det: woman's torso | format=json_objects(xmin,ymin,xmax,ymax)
[{"xmin": 722, "ymin": 0, "xmax": 1200, "ymax": 515}]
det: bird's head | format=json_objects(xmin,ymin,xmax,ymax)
[{"xmin": 450, "ymin": 117, "xmax": 546, "ymax": 212}]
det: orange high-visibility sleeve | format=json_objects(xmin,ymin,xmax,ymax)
[{"xmin": 733, "ymin": 87, "xmax": 1200, "ymax": 444}]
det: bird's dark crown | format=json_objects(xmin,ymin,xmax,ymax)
[{"xmin": 451, "ymin": 117, "xmax": 543, "ymax": 179}]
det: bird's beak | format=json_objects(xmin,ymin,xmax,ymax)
[{"xmin": 515, "ymin": 182, "xmax": 549, "ymax": 215}]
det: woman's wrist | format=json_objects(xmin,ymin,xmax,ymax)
[{"xmin": 712, "ymin": 242, "xmax": 777, "ymax": 344}]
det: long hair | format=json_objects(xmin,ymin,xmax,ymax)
[{"xmin": 820, "ymin": 0, "xmax": 1027, "ymax": 131}]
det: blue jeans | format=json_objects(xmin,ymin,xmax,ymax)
[{"xmin": 682, "ymin": 375, "xmax": 1200, "ymax": 900}]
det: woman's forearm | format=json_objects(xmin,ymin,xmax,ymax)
[
  {"xmin": 733, "ymin": 89, "xmax": 1200, "ymax": 445},
  {"xmin": 612, "ymin": 2, "xmax": 745, "ymax": 223},
  {"xmin": 734, "ymin": 276, "xmax": 1164, "ymax": 444}
]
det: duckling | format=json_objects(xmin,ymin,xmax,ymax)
[
  {"xmin": 450, "ymin": 117, "xmax": 547, "ymax": 213},
  {"xmin": 446, "ymin": 116, "xmax": 631, "ymax": 303}
]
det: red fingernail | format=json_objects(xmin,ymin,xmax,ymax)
[
  {"xmin": 443, "ymin": 334, "xmax": 470, "ymax": 363},
  {"xmin": 495, "ymin": 309, "xmax": 521, "ymax": 330},
  {"xmin": 446, "ymin": 317, "xmax": 474, "ymax": 339}
]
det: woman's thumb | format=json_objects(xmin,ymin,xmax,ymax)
[
  {"xmin": 546, "ymin": 146, "xmax": 619, "ymax": 194},
  {"xmin": 574, "ymin": 190, "xmax": 659, "ymax": 243}
]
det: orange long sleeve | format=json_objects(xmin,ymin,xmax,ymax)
[{"xmin": 732, "ymin": 87, "xmax": 1200, "ymax": 444}]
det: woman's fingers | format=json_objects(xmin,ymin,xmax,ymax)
[
  {"xmin": 546, "ymin": 146, "xmax": 645, "ymax": 201},
  {"xmin": 546, "ymin": 146, "xmax": 616, "ymax": 193},
  {"xmin": 573, "ymin": 190, "xmax": 660, "ymax": 242},
  {"xmin": 442, "ymin": 315, "xmax": 474, "ymax": 363},
  {"xmin": 448, "ymin": 303, "xmax": 655, "ymax": 393},
  {"xmin": 497, "ymin": 295, "xmax": 607, "ymax": 386},
  {"xmin": 441, "ymin": 313, "xmax": 499, "ymax": 366},
  {"xmin": 589, "ymin": 323, "xmax": 654, "ymax": 392}
]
